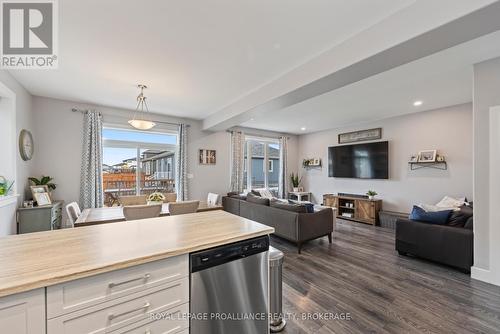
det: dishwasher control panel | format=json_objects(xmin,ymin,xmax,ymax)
[{"xmin": 190, "ymin": 235, "xmax": 269, "ymax": 273}]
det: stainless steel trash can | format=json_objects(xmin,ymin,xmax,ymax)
[{"xmin": 269, "ymin": 246, "xmax": 286, "ymax": 332}]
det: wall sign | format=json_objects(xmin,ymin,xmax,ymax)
[{"xmin": 338, "ymin": 128, "xmax": 382, "ymax": 144}]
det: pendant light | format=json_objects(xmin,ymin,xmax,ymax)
[{"xmin": 128, "ymin": 84, "xmax": 156, "ymax": 130}]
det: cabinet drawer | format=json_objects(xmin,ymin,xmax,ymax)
[
  {"xmin": 113, "ymin": 303, "xmax": 189, "ymax": 334},
  {"xmin": 0, "ymin": 289, "xmax": 45, "ymax": 334},
  {"xmin": 47, "ymin": 278, "xmax": 188, "ymax": 334},
  {"xmin": 47, "ymin": 255, "xmax": 188, "ymax": 318}
]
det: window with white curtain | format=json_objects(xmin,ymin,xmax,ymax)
[{"xmin": 243, "ymin": 136, "xmax": 281, "ymax": 195}]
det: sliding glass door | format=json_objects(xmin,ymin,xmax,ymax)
[
  {"xmin": 102, "ymin": 128, "xmax": 177, "ymax": 206},
  {"xmin": 244, "ymin": 137, "xmax": 281, "ymax": 196}
]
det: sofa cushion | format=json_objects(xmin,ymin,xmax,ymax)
[
  {"xmin": 448, "ymin": 205, "xmax": 473, "ymax": 227},
  {"xmin": 288, "ymin": 200, "xmax": 314, "ymax": 213},
  {"xmin": 464, "ymin": 217, "xmax": 473, "ymax": 230},
  {"xmin": 246, "ymin": 192, "xmax": 270, "ymax": 206},
  {"xmin": 271, "ymin": 200, "xmax": 307, "ymax": 213},
  {"xmin": 409, "ymin": 206, "xmax": 452, "ymax": 225}
]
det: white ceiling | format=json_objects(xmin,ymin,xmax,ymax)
[
  {"xmin": 8, "ymin": 0, "xmax": 415, "ymax": 119},
  {"xmin": 241, "ymin": 30, "xmax": 500, "ymax": 134}
]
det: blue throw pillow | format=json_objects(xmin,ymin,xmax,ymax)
[{"xmin": 409, "ymin": 206, "xmax": 452, "ymax": 225}]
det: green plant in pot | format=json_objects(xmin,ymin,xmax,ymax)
[
  {"xmin": 366, "ymin": 190, "xmax": 377, "ymax": 200},
  {"xmin": 29, "ymin": 176, "xmax": 56, "ymax": 191},
  {"xmin": 147, "ymin": 192, "xmax": 165, "ymax": 205},
  {"xmin": 290, "ymin": 173, "xmax": 302, "ymax": 192}
]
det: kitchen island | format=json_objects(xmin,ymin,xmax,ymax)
[{"xmin": 0, "ymin": 210, "xmax": 274, "ymax": 333}]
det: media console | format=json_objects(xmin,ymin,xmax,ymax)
[{"xmin": 323, "ymin": 194, "xmax": 382, "ymax": 225}]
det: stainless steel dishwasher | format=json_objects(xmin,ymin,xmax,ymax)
[{"xmin": 190, "ymin": 235, "xmax": 269, "ymax": 334}]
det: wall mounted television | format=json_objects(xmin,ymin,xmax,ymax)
[{"xmin": 328, "ymin": 141, "xmax": 389, "ymax": 179}]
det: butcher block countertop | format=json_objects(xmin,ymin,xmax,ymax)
[{"xmin": 0, "ymin": 210, "xmax": 274, "ymax": 298}]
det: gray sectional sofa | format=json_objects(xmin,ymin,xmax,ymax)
[{"xmin": 223, "ymin": 194, "xmax": 334, "ymax": 253}]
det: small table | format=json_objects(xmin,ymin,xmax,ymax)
[
  {"xmin": 75, "ymin": 201, "xmax": 223, "ymax": 227},
  {"xmin": 288, "ymin": 192, "xmax": 311, "ymax": 202}
]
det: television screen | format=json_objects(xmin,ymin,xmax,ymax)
[{"xmin": 328, "ymin": 141, "xmax": 389, "ymax": 179}]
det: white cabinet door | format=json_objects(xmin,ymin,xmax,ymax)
[{"xmin": 0, "ymin": 289, "xmax": 45, "ymax": 334}]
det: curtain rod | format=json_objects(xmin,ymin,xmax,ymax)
[
  {"xmin": 227, "ymin": 130, "xmax": 289, "ymax": 140},
  {"xmin": 71, "ymin": 108, "xmax": 190, "ymax": 127}
]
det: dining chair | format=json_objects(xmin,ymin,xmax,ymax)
[
  {"xmin": 65, "ymin": 202, "xmax": 81, "ymax": 228},
  {"xmin": 168, "ymin": 200, "xmax": 200, "ymax": 216},
  {"xmin": 207, "ymin": 193, "xmax": 220, "ymax": 205},
  {"xmin": 123, "ymin": 204, "xmax": 162, "ymax": 221},
  {"xmin": 119, "ymin": 195, "xmax": 147, "ymax": 206},
  {"xmin": 163, "ymin": 192, "xmax": 177, "ymax": 203}
]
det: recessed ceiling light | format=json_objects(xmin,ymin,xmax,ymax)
[
  {"xmin": 300, "ymin": 127, "xmax": 306, "ymax": 131},
  {"xmin": 413, "ymin": 100, "xmax": 423, "ymax": 107}
]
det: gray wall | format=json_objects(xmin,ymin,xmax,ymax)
[
  {"xmin": 472, "ymin": 56, "xmax": 500, "ymax": 285},
  {"xmin": 30, "ymin": 96, "xmax": 298, "ymax": 210},
  {"xmin": 298, "ymin": 103, "xmax": 473, "ymax": 213}
]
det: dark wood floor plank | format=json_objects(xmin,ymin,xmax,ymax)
[{"xmin": 273, "ymin": 219, "xmax": 500, "ymax": 334}]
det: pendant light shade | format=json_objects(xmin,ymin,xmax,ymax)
[{"xmin": 128, "ymin": 84, "xmax": 156, "ymax": 130}]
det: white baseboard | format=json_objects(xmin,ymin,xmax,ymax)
[{"xmin": 471, "ymin": 266, "xmax": 500, "ymax": 286}]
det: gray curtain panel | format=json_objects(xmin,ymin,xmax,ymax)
[
  {"xmin": 230, "ymin": 131, "xmax": 245, "ymax": 193},
  {"xmin": 175, "ymin": 124, "xmax": 188, "ymax": 201},
  {"xmin": 79, "ymin": 111, "xmax": 104, "ymax": 209},
  {"xmin": 278, "ymin": 136, "xmax": 288, "ymax": 199}
]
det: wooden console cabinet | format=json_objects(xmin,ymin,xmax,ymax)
[{"xmin": 323, "ymin": 194, "xmax": 382, "ymax": 225}]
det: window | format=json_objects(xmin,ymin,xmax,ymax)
[
  {"xmin": 244, "ymin": 137, "xmax": 280, "ymax": 195},
  {"xmin": 102, "ymin": 127, "xmax": 177, "ymax": 206}
]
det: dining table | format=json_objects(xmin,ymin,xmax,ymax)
[{"xmin": 74, "ymin": 201, "xmax": 223, "ymax": 227}]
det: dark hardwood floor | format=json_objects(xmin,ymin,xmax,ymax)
[{"xmin": 271, "ymin": 219, "xmax": 500, "ymax": 334}]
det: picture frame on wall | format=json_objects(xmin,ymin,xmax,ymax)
[
  {"xmin": 199, "ymin": 149, "xmax": 216, "ymax": 165},
  {"xmin": 418, "ymin": 150, "xmax": 437, "ymax": 162},
  {"xmin": 338, "ymin": 128, "xmax": 382, "ymax": 144}
]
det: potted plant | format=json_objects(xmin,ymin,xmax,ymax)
[
  {"xmin": 366, "ymin": 190, "xmax": 377, "ymax": 200},
  {"xmin": 147, "ymin": 192, "xmax": 165, "ymax": 205},
  {"xmin": 28, "ymin": 176, "xmax": 56, "ymax": 192},
  {"xmin": 290, "ymin": 173, "xmax": 302, "ymax": 192}
]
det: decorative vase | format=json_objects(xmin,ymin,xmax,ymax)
[
  {"xmin": 147, "ymin": 201, "xmax": 163, "ymax": 206},
  {"xmin": 368, "ymin": 195, "xmax": 374, "ymax": 200},
  {"xmin": 293, "ymin": 187, "xmax": 299, "ymax": 192}
]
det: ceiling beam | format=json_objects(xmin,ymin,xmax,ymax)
[{"xmin": 203, "ymin": 0, "xmax": 500, "ymax": 132}]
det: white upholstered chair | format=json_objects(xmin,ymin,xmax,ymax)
[
  {"xmin": 119, "ymin": 195, "xmax": 147, "ymax": 206},
  {"xmin": 163, "ymin": 193, "xmax": 177, "ymax": 203},
  {"xmin": 123, "ymin": 204, "xmax": 162, "ymax": 221},
  {"xmin": 168, "ymin": 200, "xmax": 200, "ymax": 216},
  {"xmin": 65, "ymin": 202, "xmax": 81, "ymax": 228},
  {"xmin": 207, "ymin": 193, "xmax": 220, "ymax": 205}
]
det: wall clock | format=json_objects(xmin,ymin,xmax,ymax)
[{"xmin": 19, "ymin": 129, "xmax": 34, "ymax": 161}]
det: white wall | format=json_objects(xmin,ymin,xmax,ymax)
[
  {"xmin": 298, "ymin": 104, "xmax": 473, "ymax": 213},
  {"xmin": 0, "ymin": 71, "xmax": 33, "ymax": 201},
  {"xmin": 471, "ymin": 56, "xmax": 500, "ymax": 286},
  {"xmin": 31, "ymin": 96, "xmax": 298, "ymax": 208}
]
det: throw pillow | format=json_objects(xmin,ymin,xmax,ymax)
[
  {"xmin": 419, "ymin": 204, "xmax": 458, "ymax": 212},
  {"xmin": 409, "ymin": 206, "xmax": 452, "ymax": 225},
  {"xmin": 259, "ymin": 189, "xmax": 275, "ymax": 199},
  {"xmin": 270, "ymin": 200, "xmax": 307, "ymax": 213},
  {"xmin": 464, "ymin": 216, "xmax": 473, "ymax": 230},
  {"xmin": 246, "ymin": 192, "xmax": 270, "ymax": 206},
  {"xmin": 288, "ymin": 199, "xmax": 314, "ymax": 213},
  {"xmin": 447, "ymin": 205, "xmax": 473, "ymax": 227},
  {"xmin": 251, "ymin": 190, "xmax": 261, "ymax": 196}
]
